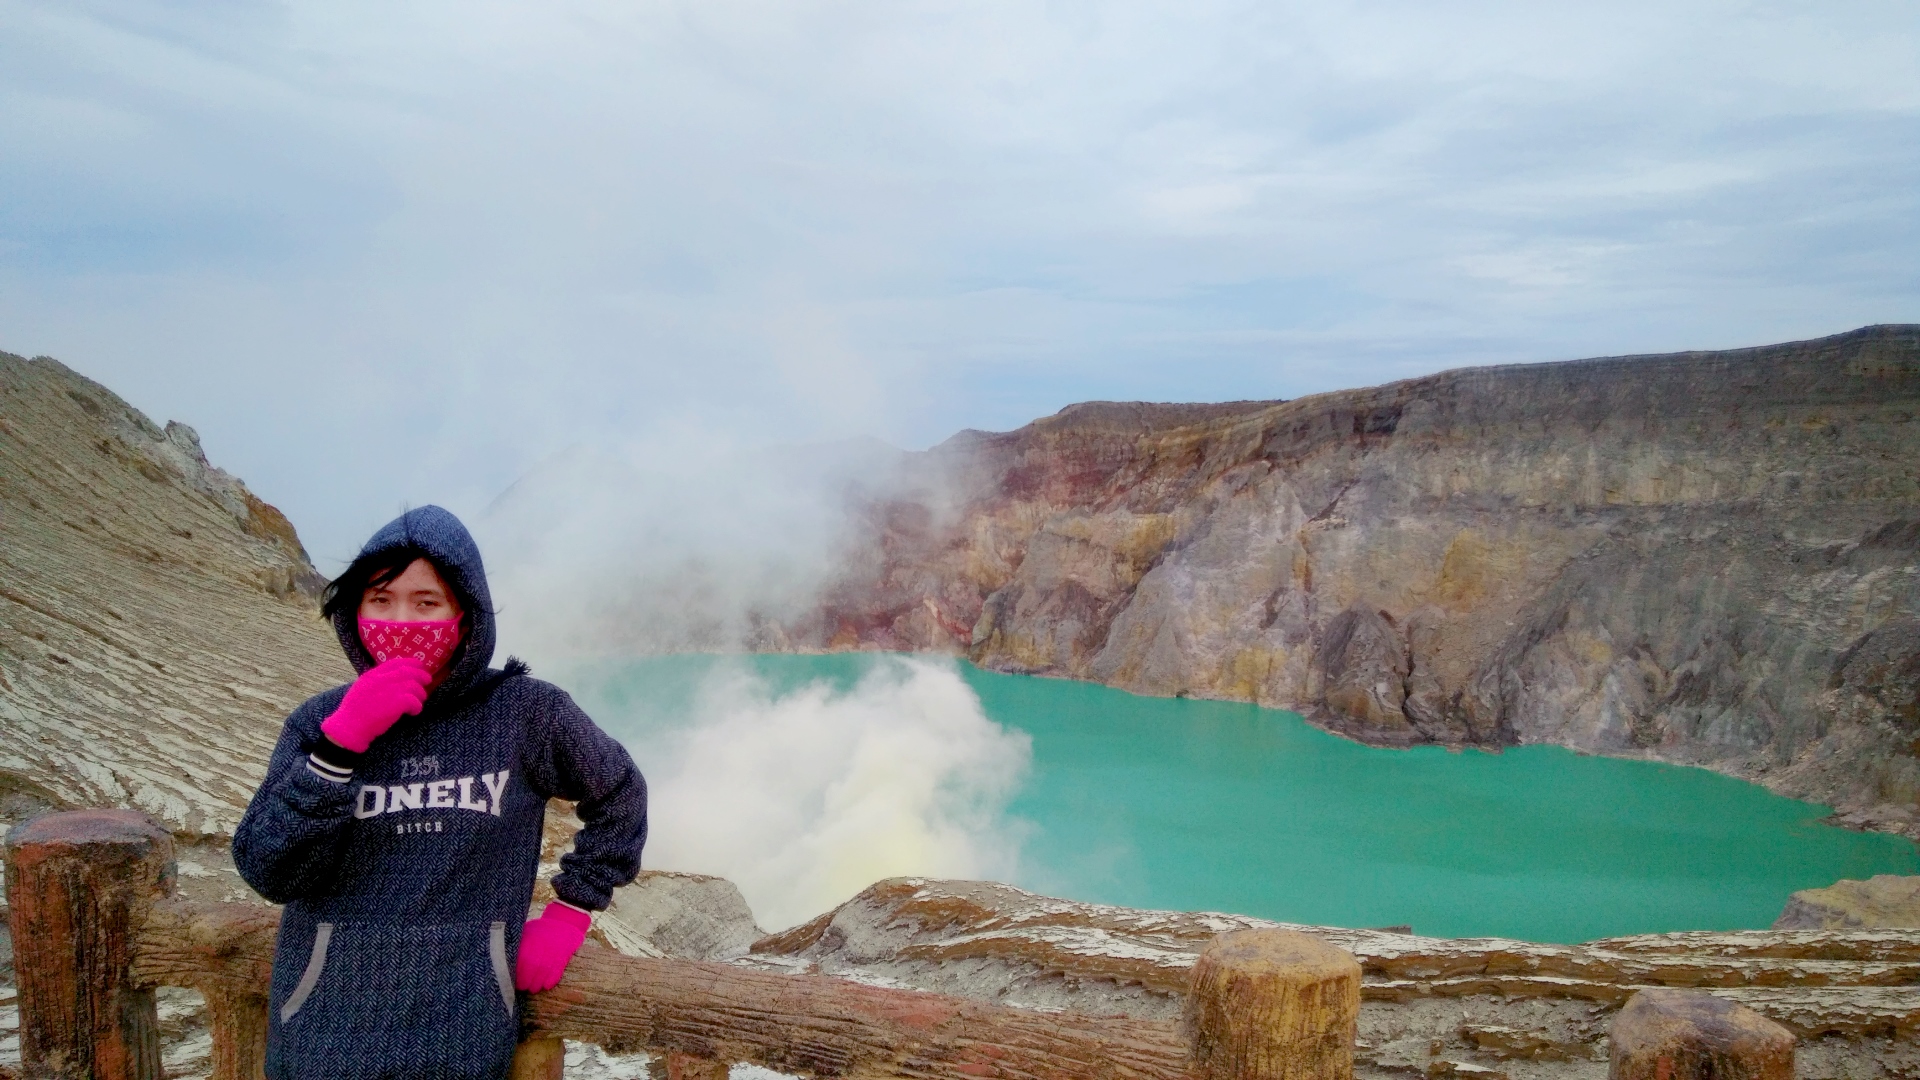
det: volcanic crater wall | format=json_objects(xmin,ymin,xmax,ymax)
[
  {"xmin": 0, "ymin": 352, "xmax": 347, "ymax": 837},
  {"xmin": 797, "ymin": 326, "xmax": 1920, "ymax": 835}
]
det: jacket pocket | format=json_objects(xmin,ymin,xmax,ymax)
[
  {"xmin": 279, "ymin": 922, "xmax": 332, "ymax": 1022},
  {"xmin": 269, "ymin": 920, "xmax": 520, "ymax": 1080}
]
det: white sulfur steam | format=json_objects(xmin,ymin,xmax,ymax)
[
  {"xmin": 475, "ymin": 434, "xmax": 912, "ymax": 666},
  {"xmin": 475, "ymin": 435, "xmax": 1013, "ymax": 929},
  {"xmin": 626, "ymin": 656, "xmax": 1030, "ymax": 931}
]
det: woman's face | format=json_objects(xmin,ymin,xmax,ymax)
[{"xmin": 359, "ymin": 558, "xmax": 463, "ymax": 623}]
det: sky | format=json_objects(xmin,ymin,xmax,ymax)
[{"xmin": 3, "ymin": 0, "xmax": 1917, "ymax": 566}]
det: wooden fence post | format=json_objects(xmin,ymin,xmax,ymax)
[
  {"xmin": 3, "ymin": 809, "xmax": 175, "ymax": 1080},
  {"xmin": 201, "ymin": 984, "xmax": 270, "ymax": 1080},
  {"xmin": 1609, "ymin": 989, "xmax": 1793, "ymax": 1080},
  {"xmin": 1184, "ymin": 929, "xmax": 1361, "ymax": 1080}
]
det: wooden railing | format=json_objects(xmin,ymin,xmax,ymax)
[
  {"xmin": 2, "ymin": 808, "xmax": 1808, "ymax": 1080},
  {"xmin": 3, "ymin": 810, "xmax": 1363, "ymax": 1080}
]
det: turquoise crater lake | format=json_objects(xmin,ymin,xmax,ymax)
[{"xmin": 570, "ymin": 653, "xmax": 1918, "ymax": 943}]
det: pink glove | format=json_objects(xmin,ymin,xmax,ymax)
[
  {"xmin": 320, "ymin": 658, "xmax": 432, "ymax": 753},
  {"xmin": 515, "ymin": 902, "xmax": 590, "ymax": 992}
]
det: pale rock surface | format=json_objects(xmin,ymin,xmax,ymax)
[
  {"xmin": 601, "ymin": 870, "xmax": 765, "ymax": 961},
  {"xmin": 0, "ymin": 352, "xmax": 348, "ymax": 839},
  {"xmin": 1774, "ymin": 875, "xmax": 1920, "ymax": 930},
  {"xmin": 799, "ymin": 326, "xmax": 1920, "ymax": 835}
]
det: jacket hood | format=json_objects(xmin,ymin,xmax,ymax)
[{"xmin": 332, "ymin": 505, "xmax": 499, "ymax": 701}]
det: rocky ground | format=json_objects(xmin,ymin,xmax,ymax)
[
  {"xmin": 791, "ymin": 325, "xmax": 1920, "ymax": 836},
  {"xmin": 0, "ymin": 351, "xmax": 348, "ymax": 838},
  {"xmin": 743, "ymin": 878, "xmax": 1920, "ymax": 1080}
]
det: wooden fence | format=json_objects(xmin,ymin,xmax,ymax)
[{"xmin": 3, "ymin": 809, "xmax": 1363, "ymax": 1080}]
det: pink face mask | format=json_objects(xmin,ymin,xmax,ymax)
[{"xmin": 359, "ymin": 618, "xmax": 463, "ymax": 674}]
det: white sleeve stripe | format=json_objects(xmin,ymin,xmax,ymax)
[
  {"xmin": 307, "ymin": 754, "xmax": 353, "ymax": 777},
  {"xmin": 306, "ymin": 755, "xmax": 353, "ymax": 783}
]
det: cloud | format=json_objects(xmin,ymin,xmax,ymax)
[
  {"xmin": 593, "ymin": 656, "xmax": 1031, "ymax": 930},
  {"xmin": 0, "ymin": 0, "xmax": 1913, "ymax": 561}
]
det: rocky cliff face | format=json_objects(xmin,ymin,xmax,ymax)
[
  {"xmin": 0, "ymin": 352, "xmax": 347, "ymax": 837},
  {"xmin": 798, "ymin": 326, "xmax": 1920, "ymax": 835}
]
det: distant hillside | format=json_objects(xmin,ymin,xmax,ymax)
[
  {"xmin": 797, "ymin": 326, "xmax": 1920, "ymax": 837},
  {"xmin": 0, "ymin": 352, "xmax": 347, "ymax": 837}
]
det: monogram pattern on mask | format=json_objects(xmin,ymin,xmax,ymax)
[{"xmin": 359, "ymin": 618, "xmax": 461, "ymax": 668}]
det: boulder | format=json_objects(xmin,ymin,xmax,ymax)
[
  {"xmin": 600, "ymin": 871, "xmax": 763, "ymax": 961},
  {"xmin": 1608, "ymin": 989, "xmax": 1792, "ymax": 1080}
]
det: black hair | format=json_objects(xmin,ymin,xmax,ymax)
[{"xmin": 321, "ymin": 544, "xmax": 465, "ymax": 623}]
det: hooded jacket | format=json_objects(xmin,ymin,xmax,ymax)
[{"xmin": 233, "ymin": 506, "xmax": 647, "ymax": 1080}]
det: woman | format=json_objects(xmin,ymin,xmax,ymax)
[{"xmin": 234, "ymin": 505, "xmax": 647, "ymax": 1080}]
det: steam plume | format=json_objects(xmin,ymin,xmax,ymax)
[{"xmin": 606, "ymin": 657, "xmax": 1031, "ymax": 930}]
